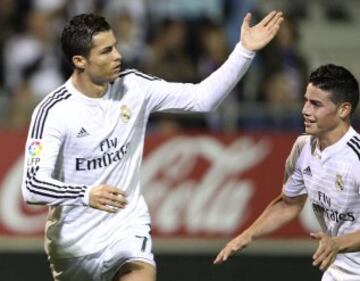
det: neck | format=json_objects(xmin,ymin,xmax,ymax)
[
  {"xmin": 317, "ymin": 123, "xmax": 350, "ymax": 151},
  {"xmin": 71, "ymin": 71, "xmax": 107, "ymax": 98}
]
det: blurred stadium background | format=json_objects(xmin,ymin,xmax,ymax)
[{"xmin": 0, "ymin": 0, "xmax": 359, "ymax": 280}]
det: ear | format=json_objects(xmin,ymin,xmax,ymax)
[
  {"xmin": 338, "ymin": 102, "xmax": 352, "ymax": 119},
  {"xmin": 72, "ymin": 55, "xmax": 87, "ymax": 70}
]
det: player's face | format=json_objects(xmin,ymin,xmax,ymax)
[
  {"xmin": 85, "ymin": 30, "xmax": 122, "ymax": 83},
  {"xmin": 302, "ymin": 83, "xmax": 342, "ymax": 138}
]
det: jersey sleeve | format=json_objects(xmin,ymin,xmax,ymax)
[
  {"xmin": 22, "ymin": 103, "xmax": 88, "ymax": 206},
  {"xmin": 282, "ymin": 135, "xmax": 308, "ymax": 197},
  {"xmin": 144, "ymin": 42, "xmax": 255, "ymax": 113}
]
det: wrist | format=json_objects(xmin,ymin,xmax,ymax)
[
  {"xmin": 243, "ymin": 228, "xmax": 255, "ymax": 241},
  {"xmin": 236, "ymin": 41, "xmax": 256, "ymax": 59},
  {"xmin": 82, "ymin": 185, "xmax": 92, "ymax": 206},
  {"xmin": 332, "ymin": 236, "xmax": 345, "ymax": 253}
]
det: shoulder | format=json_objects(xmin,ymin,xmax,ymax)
[
  {"xmin": 343, "ymin": 130, "xmax": 360, "ymax": 185},
  {"xmin": 118, "ymin": 69, "xmax": 162, "ymax": 82},
  {"xmin": 290, "ymin": 134, "xmax": 312, "ymax": 157},
  {"xmin": 345, "ymin": 130, "xmax": 360, "ymax": 161},
  {"xmin": 112, "ymin": 69, "xmax": 163, "ymax": 97},
  {"xmin": 284, "ymin": 134, "xmax": 311, "ymax": 177},
  {"xmin": 33, "ymin": 84, "xmax": 72, "ymax": 116},
  {"xmin": 30, "ymin": 84, "xmax": 71, "ymax": 139}
]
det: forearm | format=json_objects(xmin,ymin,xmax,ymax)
[
  {"xmin": 22, "ymin": 166, "xmax": 88, "ymax": 206},
  {"xmin": 246, "ymin": 194, "xmax": 305, "ymax": 240},
  {"xmin": 194, "ymin": 42, "xmax": 255, "ymax": 111},
  {"xmin": 334, "ymin": 230, "xmax": 360, "ymax": 253}
]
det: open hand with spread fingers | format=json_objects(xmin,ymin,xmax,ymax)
[
  {"xmin": 240, "ymin": 10, "xmax": 284, "ymax": 51},
  {"xmin": 88, "ymin": 184, "xmax": 128, "ymax": 213}
]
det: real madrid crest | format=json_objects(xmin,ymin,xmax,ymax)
[
  {"xmin": 335, "ymin": 174, "xmax": 344, "ymax": 191},
  {"xmin": 120, "ymin": 105, "xmax": 131, "ymax": 123}
]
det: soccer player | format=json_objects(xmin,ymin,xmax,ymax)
[
  {"xmin": 214, "ymin": 64, "xmax": 360, "ymax": 281},
  {"xmin": 22, "ymin": 11, "xmax": 283, "ymax": 281}
]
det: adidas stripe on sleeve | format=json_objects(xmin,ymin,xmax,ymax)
[
  {"xmin": 347, "ymin": 135, "xmax": 360, "ymax": 160},
  {"xmin": 22, "ymin": 87, "xmax": 88, "ymax": 206}
]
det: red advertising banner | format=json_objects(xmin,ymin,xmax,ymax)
[{"xmin": 0, "ymin": 130, "xmax": 320, "ymax": 249}]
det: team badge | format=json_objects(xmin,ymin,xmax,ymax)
[
  {"xmin": 120, "ymin": 105, "xmax": 131, "ymax": 123},
  {"xmin": 335, "ymin": 174, "xmax": 344, "ymax": 191}
]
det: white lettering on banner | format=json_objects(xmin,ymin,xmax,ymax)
[
  {"xmin": 0, "ymin": 134, "xmax": 320, "ymax": 237},
  {"xmin": 141, "ymin": 136, "xmax": 269, "ymax": 234},
  {"xmin": 0, "ymin": 156, "xmax": 47, "ymax": 233}
]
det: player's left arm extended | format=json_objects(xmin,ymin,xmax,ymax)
[{"xmin": 145, "ymin": 11, "xmax": 283, "ymax": 113}]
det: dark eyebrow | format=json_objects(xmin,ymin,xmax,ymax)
[
  {"xmin": 304, "ymin": 96, "xmax": 323, "ymax": 106},
  {"xmin": 100, "ymin": 45, "xmax": 113, "ymax": 53},
  {"xmin": 100, "ymin": 41, "xmax": 118, "ymax": 53},
  {"xmin": 310, "ymin": 99, "xmax": 323, "ymax": 106}
]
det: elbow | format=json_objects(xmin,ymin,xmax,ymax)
[
  {"xmin": 194, "ymin": 101, "xmax": 218, "ymax": 112},
  {"xmin": 201, "ymin": 105, "xmax": 217, "ymax": 112},
  {"xmin": 22, "ymin": 190, "xmax": 35, "ymax": 205},
  {"xmin": 192, "ymin": 84, "xmax": 220, "ymax": 112},
  {"xmin": 22, "ymin": 183, "xmax": 41, "ymax": 205}
]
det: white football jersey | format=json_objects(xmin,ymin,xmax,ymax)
[
  {"xmin": 283, "ymin": 127, "xmax": 360, "ymax": 276},
  {"xmin": 21, "ymin": 43, "xmax": 254, "ymax": 258}
]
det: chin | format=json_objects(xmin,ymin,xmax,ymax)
[
  {"xmin": 109, "ymin": 77, "xmax": 117, "ymax": 83},
  {"xmin": 108, "ymin": 75, "xmax": 119, "ymax": 83},
  {"xmin": 306, "ymin": 129, "xmax": 320, "ymax": 137},
  {"xmin": 304, "ymin": 127, "xmax": 315, "ymax": 135}
]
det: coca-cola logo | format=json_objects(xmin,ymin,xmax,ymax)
[
  {"xmin": 142, "ymin": 135, "xmax": 320, "ymax": 236},
  {"xmin": 142, "ymin": 136, "xmax": 271, "ymax": 236},
  {"xmin": 0, "ymin": 156, "xmax": 47, "ymax": 234},
  {"xmin": 0, "ymin": 134, "xmax": 320, "ymax": 240}
]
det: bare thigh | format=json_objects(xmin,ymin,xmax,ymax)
[{"xmin": 114, "ymin": 261, "xmax": 156, "ymax": 281}]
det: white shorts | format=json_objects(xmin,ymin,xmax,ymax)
[
  {"xmin": 322, "ymin": 264, "xmax": 360, "ymax": 281},
  {"xmin": 49, "ymin": 224, "xmax": 155, "ymax": 281},
  {"xmin": 322, "ymin": 270, "xmax": 337, "ymax": 281}
]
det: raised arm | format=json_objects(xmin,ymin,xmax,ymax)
[{"xmin": 145, "ymin": 11, "xmax": 284, "ymax": 113}]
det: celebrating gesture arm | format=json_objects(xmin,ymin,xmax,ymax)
[
  {"xmin": 241, "ymin": 11, "xmax": 283, "ymax": 51},
  {"xmin": 145, "ymin": 10, "xmax": 284, "ymax": 114}
]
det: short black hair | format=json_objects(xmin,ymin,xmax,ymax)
[
  {"xmin": 309, "ymin": 64, "xmax": 359, "ymax": 115},
  {"xmin": 61, "ymin": 14, "xmax": 111, "ymax": 68}
]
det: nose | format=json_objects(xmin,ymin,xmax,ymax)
[
  {"xmin": 302, "ymin": 101, "xmax": 310, "ymax": 116},
  {"xmin": 114, "ymin": 47, "xmax": 122, "ymax": 61}
]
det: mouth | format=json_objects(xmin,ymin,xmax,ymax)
[
  {"xmin": 304, "ymin": 118, "xmax": 315, "ymax": 127},
  {"xmin": 114, "ymin": 64, "xmax": 121, "ymax": 71}
]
